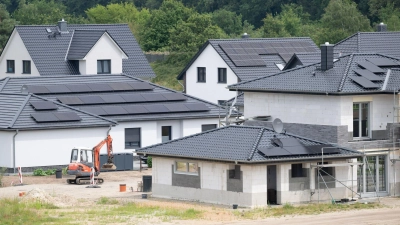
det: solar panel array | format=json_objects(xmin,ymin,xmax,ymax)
[
  {"xmin": 30, "ymin": 101, "xmax": 58, "ymax": 110},
  {"xmin": 57, "ymin": 93, "xmax": 187, "ymax": 105},
  {"xmin": 257, "ymin": 137, "xmax": 340, "ymax": 157},
  {"xmin": 31, "ymin": 112, "xmax": 81, "ymax": 123},
  {"xmin": 350, "ymin": 58, "xmax": 398, "ymax": 89},
  {"xmin": 81, "ymin": 103, "xmax": 210, "ymax": 116},
  {"xmin": 24, "ymin": 82, "xmax": 154, "ymax": 94},
  {"xmin": 219, "ymin": 41, "xmax": 318, "ymax": 67}
]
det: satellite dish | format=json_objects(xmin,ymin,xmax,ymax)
[{"xmin": 272, "ymin": 118, "xmax": 284, "ymax": 133}]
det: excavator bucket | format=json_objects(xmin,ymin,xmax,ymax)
[{"xmin": 101, "ymin": 163, "xmax": 117, "ymax": 170}]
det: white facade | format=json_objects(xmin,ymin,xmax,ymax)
[
  {"xmin": 244, "ymin": 92, "xmax": 394, "ymax": 133},
  {"xmin": 152, "ymin": 156, "xmax": 356, "ymax": 207},
  {"xmin": 184, "ymin": 44, "xmax": 238, "ymax": 104},
  {"xmin": 0, "ymin": 30, "xmax": 40, "ymax": 79},
  {"xmin": 79, "ymin": 33, "xmax": 127, "ymax": 75}
]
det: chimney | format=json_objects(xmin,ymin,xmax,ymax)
[
  {"xmin": 241, "ymin": 33, "xmax": 250, "ymax": 39},
  {"xmin": 321, "ymin": 42, "xmax": 334, "ymax": 71},
  {"xmin": 57, "ymin": 18, "xmax": 68, "ymax": 33},
  {"xmin": 376, "ymin": 22, "xmax": 387, "ymax": 32}
]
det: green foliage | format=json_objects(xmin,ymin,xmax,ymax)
[
  {"xmin": 147, "ymin": 156, "xmax": 152, "ymax": 168},
  {"xmin": 13, "ymin": 0, "xmax": 68, "ymax": 25},
  {"xmin": 211, "ymin": 9, "xmax": 243, "ymax": 37},
  {"xmin": 97, "ymin": 196, "xmax": 119, "ymax": 205},
  {"xmin": 0, "ymin": 167, "xmax": 6, "ymax": 187},
  {"xmin": 33, "ymin": 168, "xmax": 56, "ymax": 176},
  {"xmin": 62, "ymin": 167, "xmax": 68, "ymax": 175},
  {"xmin": 0, "ymin": 3, "xmax": 17, "ymax": 49},
  {"xmin": 378, "ymin": 2, "xmax": 400, "ymax": 31}
]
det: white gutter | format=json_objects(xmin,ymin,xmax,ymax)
[
  {"xmin": 382, "ymin": 69, "xmax": 391, "ymax": 91},
  {"xmin": 13, "ymin": 129, "xmax": 19, "ymax": 173}
]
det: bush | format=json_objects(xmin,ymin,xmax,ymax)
[
  {"xmin": 33, "ymin": 168, "xmax": 56, "ymax": 176},
  {"xmin": 147, "ymin": 156, "xmax": 152, "ymax": 168},
  {"xmin": 0, "ymin": 167, "xmax": 7, "ymax": 187}
]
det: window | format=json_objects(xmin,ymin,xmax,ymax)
[
  {"xmin": 317, "ymin": 162, "xmax": 333, "ymax": 176},
  {"xmin": 161, "ymin": 126, "xmax": 172, "ymax": 143},
  {"xmin": 202, "ymin": 124, "xmax": 217, "ymax": 132},
  {"xmin": 125, "ymin": 128, "xmax": 141, "ymax": 149},
  {"xmin": 71, "ymin": 149, "xmax": 78, "ymax": 162},
  {"xmin": 229, "ymin": 165, "xmax": 241, "ymax": 179},
  {"xmin": 6, "ymin": 60, "xmax": 14, "ymax": 73},
  {"xmin": 97, "ymin": 60, "xmax": 111, "ymax": 74},
  {"xmin": 291, "ymin": 163, "xmax": 306, "ymax": 177},
  {"xmin": 22, "ymin": 60, "xmax": 31, "ymax": 74},
  {"xmin": 197, "ymin": 67, "xmax": 206, "ymax": 82},
  {"xmin": 175, "ymin": 161, "xmax": 198, "ymax": 174},
  {"xmin": 218, "ymin": 68, "xmax": 227, "ymax": 83},
  {"xmin": 353, "ymin": 103, "xmax": 369, "ymax": 138}
]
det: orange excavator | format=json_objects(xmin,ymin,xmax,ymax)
[{"xmin": 66, "ymin": 135, "xmax": 116, "ymax": 185}]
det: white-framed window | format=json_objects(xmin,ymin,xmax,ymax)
[
  {"xmin": 97, "ymin": 60, "xmax": 111, "ymax": 74},
  {"xmin": 22, "ymin": 60, "xmax": 31, "ymax": 74},
  {"xmin": 353, "ymin": 102, "xmax": 370, "ymax": 139},
  {"xmin": 175, "ymin": 161, "xmax": 198, "ymax": 175},
  {"xmin": 161, "ymin": 126, "xmax": 172, "ymax": 143},
  {"xmin": 125, "ymin": 128, "xmax": 141, "ymax": 149}
]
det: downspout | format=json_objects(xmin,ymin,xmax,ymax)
[
  {"xmin": 107, "ymin": 125, "xmax": 112, "ymax": 136},
  {"xmin": 13, "ymin": 130, "xmax": 19, "ymax": 174}
]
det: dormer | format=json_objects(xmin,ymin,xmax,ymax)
[{"xmin": 67, "ymin": 30, "xmax": 128, "ymax": 75}]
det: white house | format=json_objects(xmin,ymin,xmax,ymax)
[
  {"xmin": 177, "ymin": 37, "xmax": 320, "ymax": 104},
  {"xmin": 0, "ymin": 20, "xmax": 155, "ymax": 79},
  {"xmin": 229, "ymin": 44, "xmax": 400, "ymax": 197},
  {"xmin": 137, "ymin": 125, "xmax": 362, "ymax": 207},
  {"xmin": 0, "ymin": 74, "xmax": 227, "ymax": 171}
]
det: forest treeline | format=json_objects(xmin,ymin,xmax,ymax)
[{"xmin": 0, "ymin": 0, "xmax": 399, "ymax": 89}]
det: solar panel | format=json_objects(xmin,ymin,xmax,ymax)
[
  {"xmin": 65, "ymin": 84, "xmax": 92, "ymax": 93},
  {"xmin": 123, "ymin": 105, "xmax": 149, "ymax": 114},
  {"xmin": 101, "ymin": 106, "xmax": 128, "ymax": 115},
  {"xmin": 57, "ymin": 96, "xmax": 84, "ymax": 105},
  {"xmin": 79, "ymin": 96, "xmax": 105, "ymax": 104},
  {"xmin": 87, "ymin": 83, "xmax": 113, "ymax": 92},
  {"xmin": 31, "ymin": 113, "xmax": 59, "ymax": 122},
  {"xmin": 109, "ymin": 83, "xmax": 134, "ymax": 91},
  {"xmin": 185, "ymin": 103, "xmax": 210, "ymax": 111},
  {"xmin": 100, "ymin": 95, "xmax": 126, "ymax": 103},
  {"xmin": 30, "ymin": 101, "xmax": 58, "ymax": 110},
  {"xmin": 349, "ymin": 76, "xmax": 380, "ymax": 89},
  {"xmin": 358, "ymin": 61, "xmax": 385, "ymax": 73},
  {"xmin": 80, "ymin": 107, "xmax": 107, "ymax": 116},
  {"xmin": 354, "ymin": 69, "xmax": 385, "ymax": 81},
  {"xmin": 120, "ymin": 94, "xmax": 146, "ymax": 103},
  {"xmin": 53, "ymin": 112, "xmax": 81, "ymax": 121},
  {"xmin": 26, "ymin": 85, "xmax": 50, "ymax": 94},
  {"xmin": 279, "ymin": 138, "xmax": 314, "ymax": 155},
  {"xmin": 144, "ymin": 105, "xmax": 170, "ymax": 113},
  {"xmin": 367, "ymin": 58, "xmax": 400, "ymax": 67},
  {"xmin": 258, "ymin": 146, "xmax": 293, "ymax": 157},
  {"xmin": 306, "ymin": 145, "xmax": 340, "ymax": 154},
  {"xmin": 142, "ymin": 94, "xmax": 167, "ymax": 102},
  {"xmin": 129, "ymin": 82, "xmax": 154, "ymax": 91},
  {"xmin": 162, "ymin": 93, "xmax": 187, "ymax": 101},
  {"xmin": 45, "ymin": 85, "xmax": 71, "ymax": 93},
  {"xmin": 164, "ymin": 103, "xmax": 190, "ymax": 112}
]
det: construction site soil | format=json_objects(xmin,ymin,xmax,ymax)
[{"xmin": 1, "ymin": 169, "xmax": 400, "ymax": 224}]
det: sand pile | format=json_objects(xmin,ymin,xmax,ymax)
[{"xmin": 21, "ymin": 188, "xmax": 76, "ymax": 207}]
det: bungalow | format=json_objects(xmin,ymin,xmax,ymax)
[{"xmin": 137, "ymin": 125, "xmax": 362, "ymax": 207}]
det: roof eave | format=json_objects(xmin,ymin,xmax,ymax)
[{"xmin": 228, "ymin": 88, "xmax": 398, "ymax": 96}]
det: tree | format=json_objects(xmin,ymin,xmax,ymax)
[
  {"xmin": 0, "ymin": 3, "xmax": 17, "ymax": 49},
  {"xmin": 211, "ymin": 9, "xmax": 242, "ymax": 37},
  {"xmin": 377, "ymin": 2, "xmax": 400, "ymax": 31},
  {"xmin": 169, "ymin": 13, "xmax": 226, "ymax": 53},
  {"xmin": 319, "ymin": 0, "xmax": 372, "ymax": 44},
  {"xmin": 58, "ymin": 0, "xmax": 134, "ymax": 16},
  {"xmin": 13, "ymin": 0, "xmax": 68, "ymax": 25}
]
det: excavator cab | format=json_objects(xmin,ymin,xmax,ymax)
[{"xmin": 70, "ymin": 148, "xmax": 94, "ymax": 166}]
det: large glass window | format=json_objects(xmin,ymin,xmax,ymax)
[
  {"xmin": 359, "ymin": 155, "xmax": 387, "ymax": 193},
  {"xmin": 6, "ymin": 60, "xmax": 14, "ymax": 73},
  {"xmin": 202, "ymin": 124, "xmax": 217, "ymax": 132},
  {"xmin": 197, "ymin": 67, "xmax": 206, "ymax": 82},
  {"xmin": 291, "ymin": 163, "xmax": 306, "ymax": 177},
  {"xmin": 353, "ymin": 103, "xmax": 369, "ymax": 138},
  {"xmin": 175, "ymin": 161, "xmax": 198, "ymax": 174},
  {"xmin": 97, "ymin": 60, "xmax": 111, "ymax": 74},
  {"xmin": 125, "ymin": 128, "xmax": 141, "ymax": 149},
  {"xmin": 218, "ymin": 68, "xmax": 227, "ymax": 83},
  {"xmin": 22, "ymin": 60, "xmax": 31, "ymax": 74},
  {"xmin": 71, "ymin": 149, "xmax": 78, "ymax": 162},
  {"xmin": 161, "ymin": 126, "xmax": 172, "ymax": 143}
]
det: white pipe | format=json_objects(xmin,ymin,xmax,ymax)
[{"xmin": 12, "ymin": 130, "xmax": 19, "ymax": 174}]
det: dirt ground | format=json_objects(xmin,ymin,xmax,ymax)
[{"xmin": 1, "ymin": 169, "xmax": 400, "ymax": 224}]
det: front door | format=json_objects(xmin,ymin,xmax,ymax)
[
  {"xmin": 267, "ymin": 165, "xmax": 277, "ymax": 204},
  {"xmin": 358, "ymin": 155, "xmax": 387, "ymax": 195}
]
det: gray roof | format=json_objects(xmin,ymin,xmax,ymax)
[
  {"xmin": 13, "ymin": 23, "xmax": 155, "ymax": 78},
  {"xmin": 229, "ymin": 53, "xmax": 400, "ymax": 95},
  {"xmin": 225, "ymin": 93, "xmax": 244, "ymax": 106},
  {"xmin": 177, "ymin": 38, "xmax": 319, "ymax": 82},
  {"xmin": 0, "ymin": 93, "xmax": 115, "ymax": 130},
  {"xmin": 334, "ymin": 31, "xmax": 400, "ymax": 58},
  {"xmin": 0, "ymin": 74, "xmax": 229, "ymax": 122},
  {"xmin": 67, "ymin": 30, "xmax": 106, "ymax": 60},
  {"xmin": 137, "ymin": 125, "xmax": 361, "ymax": 163}
]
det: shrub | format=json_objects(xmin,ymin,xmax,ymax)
[
  {"xmin": 0, "ymin": 167, "xmax": 7, "ymax": 187},
  {"xmin": 33, "ymin": 168, "xmax": 56, "ymax": 176},
  {"xmin": 147, "ymin": 156, "xmax": 152, "ymax": 168}
]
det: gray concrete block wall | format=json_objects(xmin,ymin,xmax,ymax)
[
  {"xmin": 227, "ymin": 171, "xmax": 243, "ymax": 192},
  {"xmin": 171, "ymin": 165, "xmax": 201, "ymax": 189},
  {"xmin": 288, "ymin": 168, "xmax": 310, "ymax": 191}
]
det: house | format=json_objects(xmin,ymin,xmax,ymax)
[
  {"xmin": 228, "ymin": 43, "xmax": 400, "ymax": 197},
  {"xmin": 176, "ymin": 37, "xmax": 320, "ymax": 104},
  {"xmin": 0, "ymin": 74, "xmax": 229, "ymax": 171},
  {"xmin": 137, "ymin": 125, "xmax": 362, "ymax": 207},
  {"xmin": 0, "ymin": 93, "xmax": 116, "ymax": 173},
  {"xmin": 0, "ymin": 19, "xmax": 155, "ymax": 79}
]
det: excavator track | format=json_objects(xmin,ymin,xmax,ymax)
[{"xmin": 67, "ymin": 178, "xmax": 104, "ymax": 185}]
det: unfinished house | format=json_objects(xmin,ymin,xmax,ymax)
[
  {"xmin": 229, "ymin": 43, "xmax": 400, "ymax": 197},
  {"xmin": 137, "ymin": 125, "xmax": 362, "ymax": 207}
]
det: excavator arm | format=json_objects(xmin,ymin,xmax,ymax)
[{"xmin": 93, "ymin": 135, "xmax": 116, "ymax": 172}]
